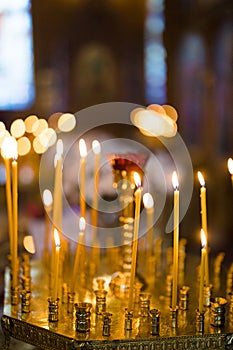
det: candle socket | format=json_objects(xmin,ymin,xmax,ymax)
[
  {"xmin": 75, "ymin": 302, "xmax": 92, "ymax": 333},
  {"xmin": 21, "ymin": 290, "xmax": 31, "ymax": 313},
  {"xmin": 139, "ymin": 293, "xmax": 151, "ymax": 317},
  {"xmin": 210, "ymin": 297, "xmax": 227, "ymax": 327},
  {"xmin": 67, "ymin": 292, "xmax": 75, "ymax": 314},
  {"xmin": 179, "ymin": 286, "xmax": 190, "ymax": 310},
  {"xmin": 11, "ymin": 285, "xmax": 19, "ymax": 306},
  {"xmin": 96, "ymin": 278, "xmax": 106, "ymax": 290},
  {"xmin": 48, "ymin": 298, "xmax": 59, "ymax": 322},
  {"xmin": 204, "ymin": 284, "xmax": 213, "ymax": 307},
  {"xmin": 124, "ymin": 309, "xmax": 133, "ymax": 330},
  {"xmin": 102, "ymin": 312, "xmax": 112, "ymax": 336},
  {"xmin": 94, "ymin": 289, "xmax": 107, "ymax": 314},
  {"xmin": 150, "ymin": 308, "xmax": 160, "ymax": 335},
  {"xmin": 196, "ymin": 309, "xmax": 205, "ymax": 334},
  {"xmin": 169, "ymin": 306, "xmax": 178, "ymax": 328}
]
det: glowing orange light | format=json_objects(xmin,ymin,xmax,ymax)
[
  {"xmin": 172, "ymin": 171, "xmax": 179, "ymax": 190},
  {"xmin": 92, "ymin": 140, "xmax": 101, "ymax": 155},
  {"xmin": 228, "ymin": 158, "xmax": 233, "ymax": 175},
  {"xmin": 79, "ymin": 138, "xmax": 87, "ymax": 158},
  {"xmin": 198, "ymin": 171, "xmax": 205, "ymax": 187},
  {"xmin": 79, "ymin": 217, "xmax": 86, "ymax": 231},
  {"xmin": 143, "ymin": 192, "xmax": 154, "ymax": 209},
  {"xmin": 201, "ymin": 229, "xmax": 207, "ymax": 248},
  {"xmin": 134, "ymin": 172, "xmax": 141, "ymax": 188},
  {"xmin": 54, "ymin": 229, "xmax": 60, "ymax": 247}
]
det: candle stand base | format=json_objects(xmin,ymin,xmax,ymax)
[{"xmin": 1, "ymin": 260, "xmax": 233, "ymax": 350}]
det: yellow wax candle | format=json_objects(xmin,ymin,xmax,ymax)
[
  {"xmin": 127, "ymin": 172, "xmax": 142, "ymax": 312},
  {"xmin": 199, "ymin": 229, "xmax": 207, "ymax": 313},
  {"xmin": 1, "ymin": 137, "xmax": 14, "ymax": 259},
  {"xmin": 12, "ymin": 156, "xmax": 18, "ymax": 288},
  {"xmin": 91, "ymin": 140, "xmax": 101, "ymax": 244},
  {"xmin": 197, "ymin": 171, "xmax": 209, "ymax": 285},
  {"xmin": 53, "ymin": 140, "xmax": 63, "ymax": 230},
  {"xmin": 53, "ymin": 229, "xmax": 60, "ymax": 300},
  {"xmin": 42, "ymin": 189, "xmax": 53, "ymax": 262},
  {"xmin": 79, "ymin": 139, "xmax": 87, "ymax": 219},
  {"xmin": 143, "ymin": 192, "xmax": 154, "ymax": 256},
  {"xmin": 71, "ymin": 217, "xmax": 85, "ymax": 294},
  {"xmin": 172, "ymin": 171, "xmax": 179, "ymax": 310},
  {"xmin": 228, "ymin": 158, "xmax": 233, "ymax": 187}
]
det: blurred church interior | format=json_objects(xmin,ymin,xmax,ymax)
[{"xmin": 0, "ymin": 0, "xmax": 232, "ymax": 347}]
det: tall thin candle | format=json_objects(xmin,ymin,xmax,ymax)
[
  {"xmin": 12, "ymin": 152, "xmax": 18, "ymax": 289},
  {"xmin": 197, "ymin": 171, "xmax": 209, "ymax": 285},
  {"xmin": 143, "ymin": 192, "xmax": 154, "ymax": 256},
  {"xmin": 79, "ymin": 139, "xmax": 87, "ymax": 219},
  {"xmin": 172, "ymin": 171, "xmax": 179, "ymax": 310},
  {"xmin": 53, "ymin": 139, "xmax": 63, "ymax": 230},
  {"xmin": 127, "ymin": 172, "xmax": 142, "ymax": 312},
  {"xmin": 199, "ymin": 229, "xmax": 207, "ymax": 313},
  {"xmin": 43, "ymin": 189, "xmax": 53, "ymax": 262},
  {"xmin": 71, "ymin": 217, "xmax": 85, "ymax": 294},
  {"xmin": 1, "ymin": 138, "xmax": 14, "ymax": 259},
  {"xmin": 53, "ymin": 229, "xmax": 60, "ymax": 300},
  {"xmin": 91, "ymin": 140, "xmax": 101, "ymax": 244}
]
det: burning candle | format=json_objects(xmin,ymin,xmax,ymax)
[
  {"xmin": 228, "ymin": 158, "xmax": 233, "ymax": 187},
  {"xmin": 12, "ymin": 147, "xmax": 18, "ymax": 289},
  {"xmin": 127, "ymin": 172, "xmax": 142, "ymax": 312},
  {"xmin": 197, "ymin": 171, "xmax": 209, "ymax": 285},
  {"xmin": 172, "ymin": 171, "xmax": 179, "ymax": 310},
  {"xmin": 53, "ymin": 228, "xmax": 60, "ymax": 300},
  {"xmin": 71, "ymin": 217, "xmax": 86, "ymax": 294},
  {"xmin": 1, "ymin": 137, "xmax": 14, "ymax": 259},
  {"xmin": 143, "ymin": 192, "xmax": 154, "ymax": 256},
  {"xmin": 53, "ymin": 139, "xmax": 63, "ymax": 230},
  {"xmin": 91, "ymin": 140, "xmax": 101, "ymax": 243},
  {"xmin": 43, "ymin": 189, "xmax": 53, "ymax": 261},
  {"xmin": 199, "ymin": 229, "xmax": 207, "ymax": 313},
  {"xmin": 79, "ymin": 139, "xmax": 87, "ymax": 219}
]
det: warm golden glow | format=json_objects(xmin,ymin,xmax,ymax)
[
  {"xmin": 201, "ymin": 229, "xmax": 207, "ymax": 248},
  {"xmin": 10, "ymin": 119, "xmax": 26, "ymax": 138},
  {"xmin": 1, "ymin": 136, "xmax": 18, "ymax": 160},
  {"xmin": 143, "ymin": 192, "xmax": 154, "ymax": 209},
  {"xmin": 32, "ymin": 119, "xmax": 48, "ymax": 137},
  {"xmin": 39, "ymin": 128, "xmax": 57, "ymax": 148},
  {"xmin": 92, "ymin": 140, "xmax": 101, "ymax": 155},
  {"xmin": 25, "ymin": 115, "xmax": 38, "ymax": 133},
  {"xmin": 228, "ymin": 158, "xmax": 233, "ymax": 175},
  {"xmin": 23, "ymin": 235, "xmax": 36, "ymax": 254},
  {"xmin": 33, "ymin": 136, "xmax": 47, "ymax": 154},
  {"xmin": 79, "ymin": 217, "xmax": 86, "ymax": 231},
  {"xmin": 172, "ymin": 171, "xmax": 179, "ymax": 190},
  {"xmin": 79, "ymin": 138, "xmax": 87, "ymax": 158},
  {"xmin": 58, "ymin": 113, "xmax": 76, "ymax": 132},
  {"xmin": 197, "ymin": 171, "xmax": 205, "ymax": 187},
  {"xmin": 56, "ymin": 139, "xmax": 63, "ymax": 156},
  {"xmin": 0, "ymin": 130, "xmax": 10, "ymax": 148},
  {"xmin": 43, "ymin": 189, "xmax": 53, "ymax": 207},
  {"xmin": 54, "ymin": 229, "xmax": 60, "ymax": 247},
  {"xmin": 134, "ymin": 172, "xmax": 141, "ymax": 188},
  {"xmin": 0, "ymin": 121, "xmax": 6, "ymax": 132},
  {"xmin": 17, "ymin": 136, "xmax": 31, "ymax": 156}
]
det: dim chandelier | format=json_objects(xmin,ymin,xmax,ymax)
[{"xmin": 0, "ymin": 103, "xmax": 233, "ymax": 350}]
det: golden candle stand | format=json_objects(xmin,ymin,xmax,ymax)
[{"xmin": 1, "ymin": 256, "xmax": 233, "ymax": 350}]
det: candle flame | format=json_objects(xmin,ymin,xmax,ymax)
[
  {"xmin": 172, "ymin": 171, "xmax": 179, "ymax": 189},
  {"xmin": 228, "ymin": 158, "xmax": 233, "ymax": 175},
  {"xmin": 79, "ymin": 217, "xmax": 86, "ymax": 231},
  {"xmin": 54, "ymin": 229, "xmax": 60, "ymax": 247},
  {"xmin": 1, "ymin": 136, "xmax": 18, "ymax": 160},
  {"xmin": 197, "ymin": 171, "xmax": 205, "ymax": 187},
  {"xmin": 79, "ymin": 138, "xmax": 87, "ymax": 158},
  {"xmin": 92, "ymin": 140, "xmax": 101, "ymax": 155},
  {"xmin": 134, "ymin": 172, "xmax": 141, "ymax": 188},
  {"xmin": 56, "ymin": 139, "xmax": 63, "ymax": 156},
  {"xmin": 143, "ymin": 192, "xmax": 154, "ymax": 209},
  {"xmin": 42, "ymin": 189, "xmax": 53, "ymax": 207},
  {"xmin": 201, "ymin": 229, "xmax": 207, "ymax": 248}
]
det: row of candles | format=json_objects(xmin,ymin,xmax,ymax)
[{"xmin": 1, "ymin": 131, "xmax": 233, "ymax": 312}]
